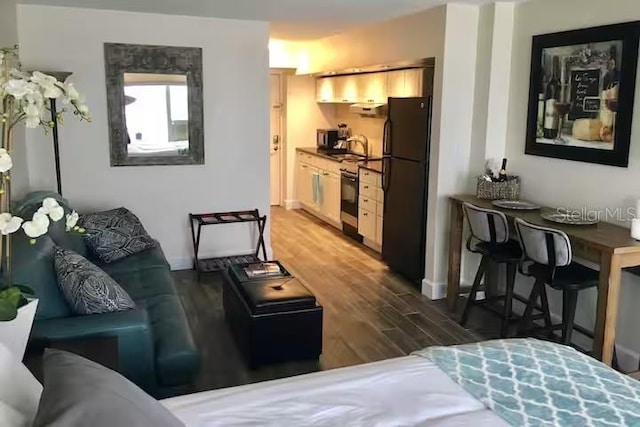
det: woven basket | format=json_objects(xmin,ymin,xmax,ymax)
[{"xmin": 476, "ymin": 176, "xmax": 520, "ymax": 200}]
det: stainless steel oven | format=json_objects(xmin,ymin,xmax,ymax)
[{"xmin": 340, "ymin": 165, "xmax": 362, "ymax": 242}]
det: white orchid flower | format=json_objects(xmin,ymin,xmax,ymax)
[
  {"xmin": 64, "ymin": 82, "xmax": 80, "ymax": 102},
  {"xmin": 0, "ymin": 213, "xmax": 23, "ymax": 235},
  {"xmin": 3, "ymin": 79, "xmax": 31, "ymax": 99},
  {"xmin": 0, "ymin": 149, "xmax": 12, "ymax": 173},
  {"xmin": 24, "ymin": 115, "xmax": 41, "ymax": 128},
  {"xmin": 30, "ymin": 71, "xmax": 63, "ymax": 99},
  {"xmin": 76, "ymin": 103, "xmax": 89, "ymax": 116},
  {"xmin": 22, "ymin": 211, "xmax": 50, "ymax": 238},
  {"xmin": 66, "ymin": 210, "xmax": 79, "ymax": 231},
  {"xmin": 39, "ymin": 197, "xmax": 64, "ymax": 222}
]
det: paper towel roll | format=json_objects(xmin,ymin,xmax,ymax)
[{"xmin": 632, "ymin": 219, "xmax": 640, "ymax": 241}]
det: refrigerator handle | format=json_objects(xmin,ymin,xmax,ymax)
[
  {"xmin": 383, "ymin": 118, "xmax": 391, "ymax": 156},
  {"xmin": 382, "ymin": 157, "xmax": 391, "ymax": 194}
]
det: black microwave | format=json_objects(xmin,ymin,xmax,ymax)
[{"xmin": 317, "ymin": 129, "xmax": 340, "ymax": 150}]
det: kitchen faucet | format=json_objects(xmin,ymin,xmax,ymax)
[{"xmin": 347, "ymin": 135, "xmax": 369, "ymax": 160}]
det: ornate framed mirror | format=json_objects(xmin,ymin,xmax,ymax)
[{"xmin": 104, "ymin": 43, "xmax": 204, "ymax": 166}]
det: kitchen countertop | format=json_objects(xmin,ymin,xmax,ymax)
[
  {"xmin": 297, "ymin": 147, "xmax": 384, "ymax": 174},
  {"xmin": 358, "ymin": 159, "xmax": 383, "ymax": 174},
  {"xmin": 296, "ymin": 147, "xmax": 343, "ymax": 162}
]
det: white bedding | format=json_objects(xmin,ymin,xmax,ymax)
[{"xmin": 162, "ymin": 356, "xmax": 508, "ymax": 427}]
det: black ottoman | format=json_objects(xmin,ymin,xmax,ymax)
[{"xmin": 223, "ymin": 263, "xmax": 323, "ymax": 367}]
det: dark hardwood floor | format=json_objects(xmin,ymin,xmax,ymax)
[{"xmin": 174, "ymin": 207, "xmax": 491, "ymax": 393}]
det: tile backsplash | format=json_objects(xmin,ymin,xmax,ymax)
[{"xmin": 334, "ymin": 105, "xmax": 386, "ymax": 158}]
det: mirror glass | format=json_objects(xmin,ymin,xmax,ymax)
[{"xmin": 123, "ymin": 73, "xmax": 189, "ymax": 157}]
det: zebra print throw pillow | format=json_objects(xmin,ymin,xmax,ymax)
[
  {"xmin": 54, "ymin": 247, "xmax": 136, "ymax": 315},
  {"xmin": 79, "ymin": 207, "xmax": 156, "ymax": 264}
]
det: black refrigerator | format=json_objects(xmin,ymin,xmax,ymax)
[{"xmin": 382, "ymin": 97, "xmax": 432, "ymax": 287}]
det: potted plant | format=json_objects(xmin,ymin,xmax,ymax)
[{"xmin": 0, "ymin": 46, "xmax": 90, "ymax": 359}]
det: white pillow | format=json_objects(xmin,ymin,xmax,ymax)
[{"xmin": 0, "ymin": 342, "xmax": 42, "ymax": 427}]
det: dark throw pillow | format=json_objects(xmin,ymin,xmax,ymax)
[
  {"xmin": 79, "ymin": 207, "xmax": 156, "ymax": 263},
  {"xmin": 34, "ymin": 349, "xmax": 184, "ymax": 427},
  {"xmin": 54, "ymin": 247, "xmax": 136, "ymax": 315}
]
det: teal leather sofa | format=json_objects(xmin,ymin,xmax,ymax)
[{"xmin": 12, "ymin": 192, "xmax": 199, "ymax": 396}]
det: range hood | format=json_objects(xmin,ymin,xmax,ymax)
[{"xmin": 349, "ymin": 103, "xmax": 386, "ymax": 117}]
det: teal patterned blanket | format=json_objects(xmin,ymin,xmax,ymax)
[{"xmin": 414, "ymin": 339, "xmax": 640, "ymax": 427}]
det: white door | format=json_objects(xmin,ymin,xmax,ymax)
[{"xmin": 270, "ymin": 73, "xmax": 282, "ymax": 206}]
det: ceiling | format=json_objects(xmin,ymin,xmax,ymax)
[{"xmin": 18, "ymin": 0, "xmax": 517, "ymax": 40}]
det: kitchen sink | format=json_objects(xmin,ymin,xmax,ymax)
[{"xmin": 330, "ymin": 153, "xmax": 367, "ymax": 162}]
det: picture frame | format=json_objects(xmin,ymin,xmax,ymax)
[{"xmin": 525, "ymin": 21, "xmax": 640, "ymax": 167}]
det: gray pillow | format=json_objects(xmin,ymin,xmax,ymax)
[
  {"xmin": 79, "ymin": 207, "xmax": 156, "ymax": 263},
  {"xmin": 54, "ymin": 247, "xmax": 136, "ymax": 315},
  {"xmin": 34, "ymin": 349, "xmax": 184, "ymax": 427}
]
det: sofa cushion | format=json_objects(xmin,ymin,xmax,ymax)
[
  {"xmin": 12, "ymin": 236, "xmax": 71, "ymax": 320},
  {"xmin": 109, "ymin": 268, "xmax": 177, "ymax": 303},
  {"xmin": 54, "ymin": 248, "xmax": 136, "ymax": 315},
  {"xmin": 143, "ymin": 295, "xmax": 200, "ymax": 386},
  {"xmin": 91, "ymin": 241, "xmax": 169, "ymax": 277},
  {"xmin": 80, "ymin": 208, "xmax": 156, "ymax": 264}
]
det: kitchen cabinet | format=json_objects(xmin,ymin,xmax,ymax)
[
  {"xmin": 358, "ymin": 195, "xmax": 376, "ymax": 215},
  {"xmin": 316, "ymin": 78, "xmax": 335, "ymax": 103},
  {"xmin": 359, "ymin": 180, "xmax": 376, "ymax": 200},
  {"xmin": 334, "ymin": 75, "xmax": 359, "ymax": 103},
  {"xmin": 296, "ymin": 150, "xmax": 341, "ymax": 227},
  {"xmin": 319, "ymin": 171, "xmax": 340, "ymax": 224},
  {"xmin": 376, "ymin": 216, "xmax": 383, "ymax": 245},
  {"xmin": 358, "ymin": 168, "xmax": 384, "ymax": 249},
  {"xmin": 386, "ymin": 70, "xmax": 406, "ymax": 98},
  {"xmin": 358, "ymin": 209, "xmax": 376, "ymax": 241},
  {"xmin": 316, "ymin": 68, "xmax": 424, "ymax": 104},
  {"xmin": 386, "ymin": 69, "xmax": 423, "ymax": 98},
  {"xmin": 357, "ymin": 72, "xmax": 387, "ymax": 103},
  {"xmin": 297, "ymin": 161, "xmax": 316, "ymax": 208},
  {"xmin": 403, "ymin": 69, "xmax": 423, "ymax": 97}
]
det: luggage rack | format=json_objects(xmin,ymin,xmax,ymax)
[{"xmin": 189, "ymin": 209, "xmax": 268, "ymax": 273}]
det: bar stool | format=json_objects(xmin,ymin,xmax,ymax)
[
  {"xmin": 515, "ymin": 218, "xmax": 599, "ymax": 345},
  {"xmin": 459, "ymin": 202, "xmax": 522, "ymax": 337}
]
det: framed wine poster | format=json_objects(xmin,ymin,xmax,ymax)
[{"xmin": 525, "ymin": 21, "xmax": 640, "ymax": 167}]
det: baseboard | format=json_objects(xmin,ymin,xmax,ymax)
[
  {"xmin": 284, "ymin": 200, "xmax": 300, "ymax": 210},
  {"xmin": 168, "ymin": 246, "xmax": 273, "ymax": 272},
  {"xmin": 422, "ymin": 275, "xmax": 478, "ymax": 301},
  {"xmin": 422, "ymin": 279, "xmax": 446, "ymax": 300}
]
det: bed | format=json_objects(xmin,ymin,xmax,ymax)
[
  {"xmin": 162, "ymin": 339, "xmax": 640, "ymax": 427},
  {"xmin": 162, "ymin": 355, "xmax": 506, "ymax": 427}
]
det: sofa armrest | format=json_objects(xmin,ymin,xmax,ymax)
[{"xmin": 31, "ymin": 308, "xmax": 157, "ymax": 393}]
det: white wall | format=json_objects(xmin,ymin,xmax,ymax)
[
  {"xmin": 303, "ymin": 7, "xmax": 447, "ymax": 75},
  {"xmin": 0, "ymin": 0, "xmax": 29, "ymax": 200},
  {"xmin": 424, "ymin": 4, "xmax": 481, "ymax": 298},
  {"xmin": 504, "ymin": 0, "xmax": 640, "ymax": 368},
  {"xmin": 17, "ymin": 5, "xmax": 270, "ymax": 269}
]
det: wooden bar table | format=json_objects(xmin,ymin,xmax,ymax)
[{"xmin": 447, "ymin": 194, "xmax": 640, "ymax": 366}]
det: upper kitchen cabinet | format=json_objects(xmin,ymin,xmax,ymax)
[
  {"xmin": 386, "ymin": 70, "xmax": 406, "ymax": 98},
  {"xmin": 315, "ymin": 68, "xmax": 425, "ymax": 103},
  {"xmin": 316, "ymin": 77, "xmax": 336, "ymax": 103},
  {"xmin": 357, "ymin": 73, "xmax": 387, "ymax": 104},
  {"xmin": 386, "ymin": 69, "xmax": 423, "ymax": 98},
  {"xmin": 334, "ymin": 75, "xmax": 359, "ymax": 103},
  {"xmin": 403, "ymin": 69, "xmax": 423, "ymax": 97}
]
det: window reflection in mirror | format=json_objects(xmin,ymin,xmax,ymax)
[{"xmin": 123, "ymin": 73, "xmax": 189, "ymax": 157}]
